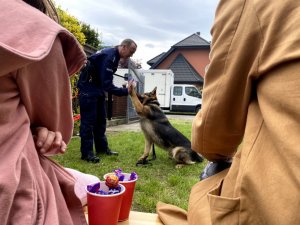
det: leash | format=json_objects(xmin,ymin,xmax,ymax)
[
  {"xmin": 151, "ymin": 145, "xmax": 157, "ymax": 161},
  {"xmin": 113, "ymin": 73, "xmax": 127, "ymax": 79}
]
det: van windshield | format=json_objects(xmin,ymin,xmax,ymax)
[{"xmin": 185, "ymin": 87, "xmax": 201, "ymax": 98}]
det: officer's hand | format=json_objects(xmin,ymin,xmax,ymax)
[{"xmin": 127, "ymin": 80, "xmax": 136, "ymax": 94}]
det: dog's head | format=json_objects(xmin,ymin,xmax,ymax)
[
  {"xmin": 172, "ymin": 148, "xmax": 203, "ymax": 168},
  {"xmin": 172, "ymin": 147, "xmax": 195, "ymax": 165},
  {"xmin": 137, "ymin": 87, "xmax": 159, "ymax": 106}
]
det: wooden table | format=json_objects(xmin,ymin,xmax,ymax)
[{"xmin": 85, "ymin": 210, "xmax": 163, "ymax": 225}]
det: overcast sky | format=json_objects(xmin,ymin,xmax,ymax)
[{"xmin": 54, "ymin": 0, "xmax": 219, "ymax": 68}]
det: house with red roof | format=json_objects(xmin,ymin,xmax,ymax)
[{"xmin": 147, "ymin": 32, "xmax": 210, "ymax": 89}]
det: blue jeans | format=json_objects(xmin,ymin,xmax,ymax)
[{"xmin": 79, "ymin": 93, "xmax": 108, "ymax": 157}]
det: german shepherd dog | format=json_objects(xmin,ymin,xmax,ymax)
[{"xmin": 129, "ymin": 87, "xmax": 203, "ymax": 167}]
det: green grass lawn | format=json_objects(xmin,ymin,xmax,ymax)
[{"xmin": 51, "ymin": 119, "xmax": 206, "ymax": 213}]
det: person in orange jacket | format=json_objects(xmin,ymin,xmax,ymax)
[{"xmin": 157, "ymin": 0, "xmax": 300, "ymax": 224}]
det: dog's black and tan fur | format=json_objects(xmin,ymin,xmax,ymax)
[{"xmin": 129, "ymin": 87, "xmax": 203, "ymax": 167}]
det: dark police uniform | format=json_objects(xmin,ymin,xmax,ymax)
[{"xmin": 77, "ymin": 47, "xmax": 128, "ymax": 161}]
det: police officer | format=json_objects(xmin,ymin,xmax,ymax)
[{"xmin": 78, "ymin": 39, "xmax": 137, "ymax": 163}]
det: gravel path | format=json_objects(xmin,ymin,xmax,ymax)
[{"xmin": 106, "ymin": 114, "xmax": 195, "ymax": 132}]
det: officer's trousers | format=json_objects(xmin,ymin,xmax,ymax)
[{"xmin": 79, "ymin": 93, "xmax": 108, "ymax": 157}]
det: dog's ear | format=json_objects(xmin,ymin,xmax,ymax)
[{"xmin": 151, "ymin": 87, "xmax": 157, "ymax": 95}]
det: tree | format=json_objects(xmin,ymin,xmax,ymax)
[
  {"xmin": 55, "ymin": 6, "xmax": 103, "ymax": 116},
  {"xmin": 81, "ymin": 22, "xmax": 102, "ymax": 49},
  {"xmin": 56, "ymin": 7, "xmax": 86, "ymax": 114},
  {"xmin": 57, "ymin": 7, "xmax": 86, "ymax": 45},
  {"xmin": 118, "ymin": 58, "xmax": 142, "ymax": 69},
  {"xmin": 132, "ymin": 59, "xmax": 142, "ymax": 69}
]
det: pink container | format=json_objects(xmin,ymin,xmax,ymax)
[
  {"xmin": 104, "ymin": 173, "xmax": 138, "ymax": 221},
  {"xmin": 86, "ymin": 181, "xmax": 125, "ymax": 225}
]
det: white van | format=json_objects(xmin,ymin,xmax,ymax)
[
  {"xmin": 141, "ymin": 69, "xmax": 202, "ymax": 113},
  {"xmin": 170, "ymin": 84, "xmax": 202, "ymax": 113}
]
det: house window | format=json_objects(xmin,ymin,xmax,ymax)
[{"xmin": 173, "ymin": 86, "xmax": 183, "ymax": 96}]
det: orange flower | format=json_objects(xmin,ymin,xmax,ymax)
[{"xmin": 73, "ymin": 114, "xmax": 81, "ymax": 121}]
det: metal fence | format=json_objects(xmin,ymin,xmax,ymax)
[{"xmin": 127, "ymin": 64, "xmax": 144, "ymax": 122}]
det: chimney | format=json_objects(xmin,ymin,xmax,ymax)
[{"xmin": 196, "ymin": 32, "xmax": 201, "ymax": 36}]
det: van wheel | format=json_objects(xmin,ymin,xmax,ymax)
[{"xmin": 195, "ymin": 106, "xmax": 201, "ymax": 113}]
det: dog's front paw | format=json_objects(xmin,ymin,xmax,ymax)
[{"xmin": 136, "ymin": 158, "xmax": 152, "ymax": 166}]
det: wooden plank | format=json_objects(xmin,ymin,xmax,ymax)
[
  {"xmin": 118, "ymin": 211, "xmax": 163, "ymax": 225},
  {"xmin": 85, "ymin": 210, "xmax": 163, "ymax": 225}
]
